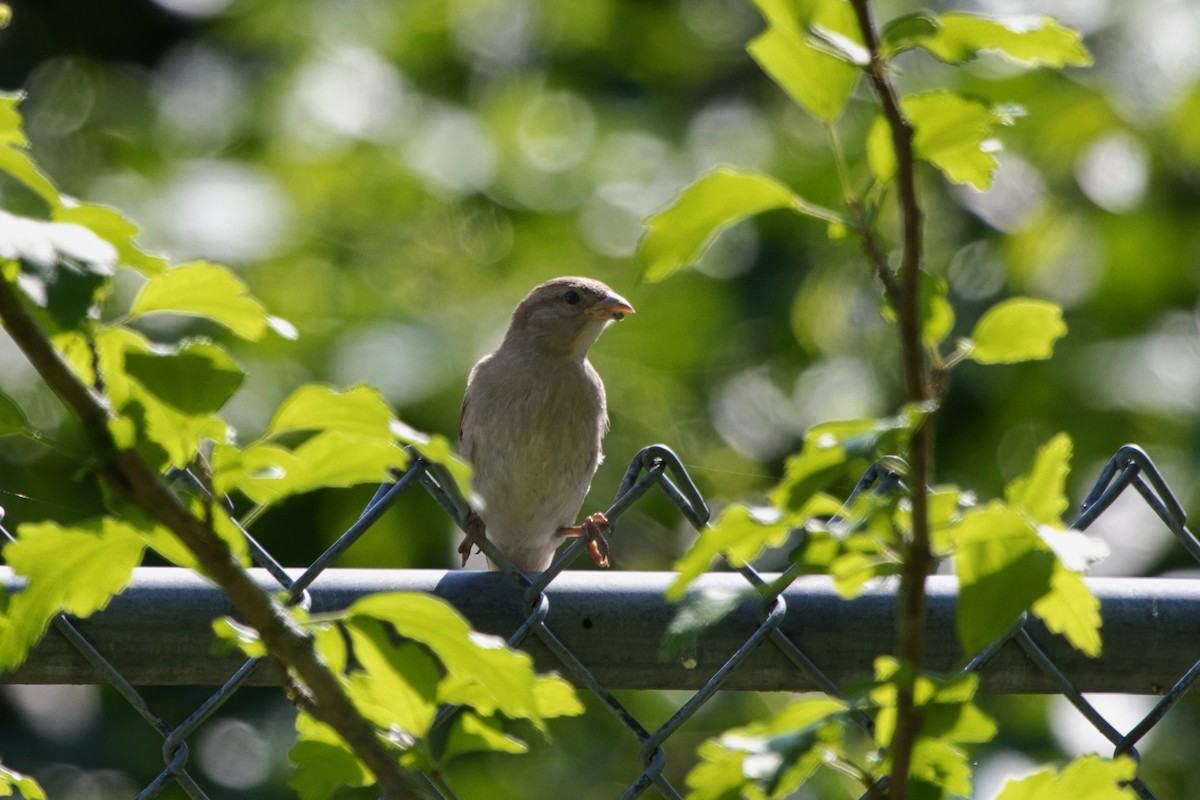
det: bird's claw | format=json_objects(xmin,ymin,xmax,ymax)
[
  {"xmin": 458, "ymin": 512, "xmax": 487, "ymax": 567},
  {"xmin": 557, "ymin": 512, "xmax": 612, "ymax": 568}
]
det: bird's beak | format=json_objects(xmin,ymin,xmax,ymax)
[{"xmin": 590, "ymin": 291, "xmax": 635, "ymax": 322}]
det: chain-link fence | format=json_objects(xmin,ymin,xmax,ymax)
[{"xmin": 2, "ymin": 442, "xmax": 1198, "ymax": 799}]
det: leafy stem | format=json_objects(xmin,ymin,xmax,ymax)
[
  {"xmin": 0, "ymin": 276, "xmax": 434, "ymax": 800},
  {"xmin": 848, "ymin": 1, "xmax": 934, "ymax": 798}
]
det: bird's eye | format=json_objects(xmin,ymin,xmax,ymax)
[{"xmin": 564, "ymin": 290, "xmax": 581, "ymax": 305}]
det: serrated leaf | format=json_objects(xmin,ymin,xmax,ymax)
[
  {"xmin": 344, "ymin": 621, "xmax": 440, "ymax": 735},
  {"xmin": 640, "ymin": 168, "xmax": 835, "ymax": 282},
  {"xmin": 667, "ymin": 504, "xmax": 795, "ymax": 602},
  {"xmin": 439, "ymin": 712, "xmax": 528, "ymax": 764},
  {"xmin": 0, "ymin": 210, "xmax": 116, "ymax": 272},
  {"xmin": 747, "ymin": 0, "xmax": 862, "ymax": 122},
  {"xmin": 0, "ymin": 141, "xmax": 59, "ymax": 208},
  {"xmin": 995, "ymin": 755, "xmax": 1137, "ymax": 800},
  {"xmin": 687, "ymin": 697, "xmax": 846, "ymax": 800},
  {"xmin": 909, "ymin": 90, "xmax": 1018, "ymax": 190},
  {"xmin": 124, "ymin": 340, "xmax": 244, "ymax": 417},
  {"xmin": 968, "ymin": 298, "xmax": 1067, "ymax": 364},
  {"xmin": 908, "ymin": 13, "xmax": 1092, "ymax": 69},
  {"xmin": 1005, "ymin": 433, "xmax": 1072, "ymax": 525},
  {"xmin": 393, "ymin": 421, "xmax": 474, "ymax": 501},
  {"xmin": 952, "ymin": 503, "xmax": 1055, "ymax": 657},
  {"xmin": 130, "ymin": 261, "xmax": 274, "ymax": 340},
  {"xmin": 1032, "ymin": 562, "xmax": 1102, "ymax": 656},
  {"xmin": 267, "ymin": 384, "xmax": 395, "ymax": 441},
  {"xmin": 289, "ymin": 713, "xmax": 372, "ymax": 800},
  {"xmin": 0, "ymin": 518, "xmax": 144, "ymax": 673},
  {"xmin": 0, "ymin": 389, "xmax": 26, "ymax": 434},
  {"xmin": 287, "ymin": 430, "xmax": 404, "ymax": 495},
  {"xmin": 348, "ymin": 592, "xmax": 579, "ymax": 727},
  {"xmin": 53, "ymin": 203, "xmax": 167, "ymax": 275},
  {"xmin": 0, "ymin": 760, "xmax": 46, "ymax": 800},
  {"xmin": 212, "ymin": 616, "xmax": 267, "ymax": 658}
]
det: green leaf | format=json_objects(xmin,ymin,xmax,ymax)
[
  {"xmin": 344, "ymin": 621, "xmax": 440, "ymax": 735},
  {"xmin": 286, "ymin": 430, "xmax": 404, "ymax": 495},
  {"xmin": 903, "ymin": 13, "xmax": 1092, "ymax": 69},
  {"xmin": 685, "ymin": 697, "xmax": 846, "ymax": 800},
  {"xmin": 0, "ymin": 134, "xmax": 59, "ymax": 208},
  {"xmin": 53, "ymin": 203, "xmax": 167, "ymax": 275},
  {"xmin": 1032, "ymin": 562, "xmax": 1102, "ymax": 656},
  {"xmin": 267, "ymin": 384, "xmax": 396, "ymax": 441},
  {"xmin": 124, "ymin": 340, "xmax": 244, "ymax": 418},
  {"xmin": 439, "ymin": 712, "xmax": 528, "ymax": 764},
  {"xmin": 995, "ymin": 755, "xmax": 1137, "ymax": 800},
  {"xmin": 1005, "ymin": 433, "xmax": 1072, "ymax": 525},
  {"xmin": 130, "ymin": 261, "xmax": 277, "ymax": 340},
  {"xmin": 881, "ymin": 12, "xmax": 940, "ymax": 55},
  {"xmin": 348, "ymin": 592, "xmax": 582, "ymax": 728},
  {"xmin": 952, "ymin": 502, "xmax": 1055, "ymax": 657},
  {"xmin": 882, "ymin": 274, "xmax": 955, "ymax": 350},
  {"xmin": 289, "ymin": 713, "xmax": 372, "ymax": 800},
  {"xmin": 212, "ymin": 616, "xmax": 267, "ymax": 658},
  {"xmin": 667, "ymin": 505, "xmax": 796, "ymax": 602},
  {"xmin": 640, "ymin": 168, "xmax": 837, "ymax": 282},
  {"xmin": 967, "ymin": 298, "xmax": 1067, "ymax": 364},
  {"xmin": 662, "ymin": 585, "xmax": 750, "ymax": 660},
  {"xmin": 747, "ymin": 0, "xmax": 862, "ymax": 122},
  {"xmin": 0, "ymin": 760, "xmax": 46, "ymax": 800},
  {"xmin": 0, "ymin": 389, "xmax": 26, "ymax": 435},
  {"xmin": 0, "ymin": 518, "xmax": 144, "ymax": 673},
  {"xmin": 908, "ymin": 90, "xmax": 1019, "ymax": 190},
  {"xmin": 393, "ymin": 421, "xmax": 474, "ymax": 501}
]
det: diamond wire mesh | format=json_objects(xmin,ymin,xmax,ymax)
[{"xmin": 1, "ymin": 442, "xmax": 1197, "ymax": 799}]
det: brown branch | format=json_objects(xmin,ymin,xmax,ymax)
[
  {"xmin": 847, "ymin": 2, "xmax": 934, "ymax": 799},
  {"xmin": 0, "ymin": 277, "xmax": 432, "ymax": 799}
]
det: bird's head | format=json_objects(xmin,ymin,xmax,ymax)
[{"xmin": 503, "ymin": 276, "xmax": 634, "ymax": 359}]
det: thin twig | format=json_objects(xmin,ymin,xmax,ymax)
[
  {"xmin": 0, "ymin": 277, "xmax": 432, "ymax": 799},
  {"xmin": 847, "ymin": 2, "xmax": 934, "ymax": 798}
]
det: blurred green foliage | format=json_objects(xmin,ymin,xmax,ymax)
[{"xmin": 2, "ymin": 0, "xmax": 1200, "ymax": 797}]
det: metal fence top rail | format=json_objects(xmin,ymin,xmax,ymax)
[{"xmin": 5, "ymin": 566, "xmax": 1198, "ymax": 695}]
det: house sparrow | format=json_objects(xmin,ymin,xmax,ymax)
[{"xmin": 458, "ymin": 277, "xmax": 634, "ymax": 572}]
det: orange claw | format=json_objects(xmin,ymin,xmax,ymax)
[
  {"xmin": 458, "ymin": 512, "xmax": 487, "ymax": 567},
  {"xmin": 557, "ymin": 512, "xmax": 612, "ymax": 568}
]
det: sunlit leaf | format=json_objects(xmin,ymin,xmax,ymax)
[
  {"xmin": 439, "ymin": 712, "xmax": 529, "ymax": 764},
  {"xmin": 343, "ymin": 621, "xmax": 440, "ymax": 735},
  {"xmin": 348, "ymin": 592, "xmax": 581, "ymax": 728},
  {"xmin": 685, "ymin": 696, "xmax": 846, "ymax": 800},
  {"xmin": 53, "ymin": 203, "xmax": 167, "ymax": 275},
  {"xmin": 287, "ymin": 430, "xmax": 404, "ymax": 494},
  {"xmin": 0, "ymin": 389, "xmax": 26, "ymax": 435},
  {"xmin": 899, "ymin": 13, "xmax": 1092, "ymax": 69},
  {"xmin": 0, "ymin": 210, "xmax": 116, "ymax": 272},
  {"xmin": 0, "ymin": 760, "xmax": 46, "ymax": 800},
  {"xmin": 0, "ymin": 131, "xmax": 59, "ymax": 207},
  {"xmin": 662, "ymin": 585, "xmax": 750, "ymax": 660},
  {"xmin": 667, "ymin": 504, "xmax": 796, "ymax": 602},
  {"xmin": 393, "ymin": 421, "xmax": 474, "ymax": 500},
  {"xmin": 994, "ymin": 754, "xmax": 1137, "ymax": 800},
  {"xmin": 1032, "ymin": 562, "xmax": 1102, "ymax": 656},
  {"xmin": 124, "ymin": 340, "xmax": 244, "ymax": 417},
  {"xmin": 130, "ymin": 260, "xmax": 275, "ymax": 340},
  {"xmin": 747, "ymin": 0, "xmax": 861, "ymax": 122},
  {"xmin": 967, "ymin": 298, "xmax": 1067, "ymax": 364},
  {"xmin": 0, "ymin": 518, "xmax": 144, "ymax": 673},
  {"xmin": 1005, "ymin": 433, "xmax": 1072, "ymax": 525},
  {"xmin": 212, "ymin": 616, "xmax": 267, "ymax": 658},
  {"xmin": 919, "ymin": 91, "xmax": 1018, "ymax": 189},
  {"xmin": 640, "ymin": 168, "xmax": 836, "ymax": 282},
  {"xmin": 289, "ymin": 713, "xmax": 372, "ymax": 800},
  {"xmin": 952, "ymin": 502, "xmax": 1055, "ymax": 657},
  {"xmin": 267, "ymin": 384, "xmax": 395, "ymax": 441}
]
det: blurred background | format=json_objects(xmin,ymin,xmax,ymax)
[{"xmin": 1, "ymin": 0, "xmax": 1199, "ymax": 797}]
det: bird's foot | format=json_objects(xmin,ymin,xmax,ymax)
[
  {"xmin": 458, "ymin": 512, "xmax": 487, "ymax": 567},
  {"xmin": 556, "ymin": 512, "xmax": 612, "ymax": 568}
]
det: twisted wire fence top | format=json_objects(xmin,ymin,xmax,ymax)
[{"xmin": 1, "ymin": 442, "xmax": 1198, "ymax": 799}]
